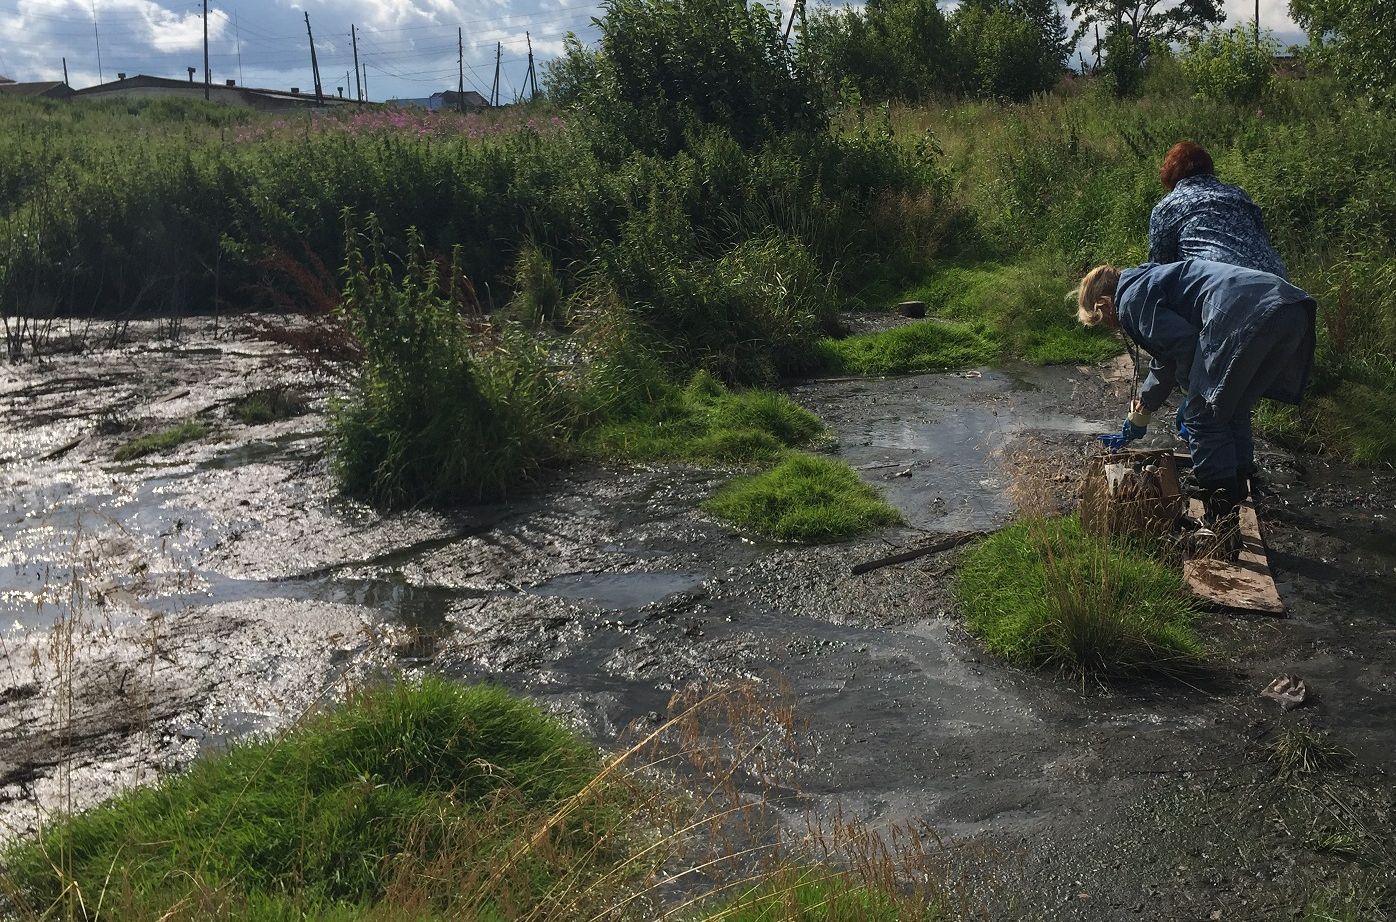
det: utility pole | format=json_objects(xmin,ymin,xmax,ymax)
[
  {"xmin": 1094, "ymin": 23, "xmax": 1102, "ymax": 70},
  {"xmin": 62, "ymin": 56, "xmax": 69, "ymax": 85},
  {"xmin": 1254, "ymin": 0, "xmax": 1260, "ymax": 46},
  {"xmin": 782, "ymin": 0, "xmax": 805, "ymax": 45},
  {"xmin": 202, "ymin": 0, "xmax": 210, "ymax": 100},
  {"xmin": 351, "ymin": 25, "xmax": 362, "ymax": 102},
  {"xmin": 234, "ymin": 12, "xmax": 244, "ymax": 85},
  {"xmin": 362, "ymin": 63, "xmax": 368, "ymax": 102},
  {"xmin": 90, "ymin": 0, "xmax": 103, "ymax": 83},
  {"xmin": 525, "ymin": 31, "xmax": 536, "ymax": 99},
  {"xmin": 457, "ymin": 26, "xmax": 465, "ymax": 112},
  {"xmin": 491, "ymin": 42, "xmax": 500, "ymax": 106},
  {"xmin": 305, "ymin": 12, "xmax": 324, "ymax": 105}
]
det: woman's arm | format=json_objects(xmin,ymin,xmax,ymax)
[{"xmin": 1147, "ymin": 203, "xmax": 1178, "ymax": 265}]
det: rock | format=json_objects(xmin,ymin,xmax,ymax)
[
  {"xmin": 1261, "ymin": 674, "xmax": 1308, "ymax": 710},
  {"xmin": 897, "ymin": 300, "xmax": 926, "ymax": 318}
]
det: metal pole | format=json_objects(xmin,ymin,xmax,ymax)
[
  {"xmin": 352, "ymin": 25, "xmax": 362, "ymax": 102},
  {"xmin": 203, "ymin": 0, "xmax": 210, "ymax": 100}
]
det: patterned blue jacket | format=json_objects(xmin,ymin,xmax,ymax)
[
  {"xmin": 1117, "ymin": 259, "xmax": 1315, "ymax": 420},
  {"xmin": 1148, "ymin": 175, "xmax": 1288, "ymax": 280}
]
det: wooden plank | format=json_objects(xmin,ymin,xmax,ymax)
[{"xmin": 1183, "ymin": 497, "xmax": 1285, "ymax": 615}]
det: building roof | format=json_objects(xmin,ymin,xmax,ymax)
[
  {"xmin": 73, "ymin": 74, "xmax": 357, "ymax": 106},
  {"xmin": 431, "ymin": 89, "xmax": 490, "ymax": 108},
  {"xmin": 0, "ymin": 81, "xmax": 75, "ymax": 98}
]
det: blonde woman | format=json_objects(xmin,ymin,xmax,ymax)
[{"xmin": 1076, "ymin": 258, "xmax": 1315, "ymax": 525}]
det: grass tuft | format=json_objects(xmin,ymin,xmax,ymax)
[
  {"xmin": 703, "ymin": 452, "xmax": 902, "ymax": 543},
  {"xmin": 1269, "ymin": 725, "xmax": 1353, "ymax": 780},
  {"xmin": 112, "ymin": 420, "xmax": 208, "ymax": 462},
  {"xmin": 0, "ymin": 678, "xmax": 611, "ymax": 918},
  {"xmin": 815, "ymin": 319, "xmax": 998, "ymax": 375},
  {"xmin": 955, "ymin": 515, "xmax": 1202, "ymax": 678},
  {"xmin": 232, "ymin": 386, "xmax": 306, "ymax": 425},
  {"xmin": 586, "ymin": 370, "xmax": 824, "ymax": 465}
]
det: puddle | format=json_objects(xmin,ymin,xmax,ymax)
[
  {"xmin": 795, "ymin": 367, "xmax": 1105, "ymax": 530},
  {"xmin": 532, "ymin": 570, "xmax": 706, "ymax": 609}
]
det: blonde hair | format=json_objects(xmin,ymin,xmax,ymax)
[{"xmin": 1072, "ymin": 265, "xmax": 1120, "ymax": 327}]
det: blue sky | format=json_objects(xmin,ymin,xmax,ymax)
[{"xmin": 0, "ymin": 0, "xmax": 1304, "ymax": 102}]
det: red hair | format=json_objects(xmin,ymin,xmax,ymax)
[{"xmin": 1159, "ymin": 141, "xmax": 1215, "ymax": 190}]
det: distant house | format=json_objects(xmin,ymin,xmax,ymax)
[
  {"xmin": 428, "ymin": 90, "xmax": 490, "ymax": 112},
  {"xmin": 73, "ymin": 74, "xmax": 360, "ymax": 111},
  {"xmin": 0, "ymin": 81, "xmax": 76, "ymax": 100}
]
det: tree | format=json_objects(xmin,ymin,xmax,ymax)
[
  {"xmin": 569, "ymin": 0, "xmax": 820, "ymax": 155},
  {"xmin": 1291, "ymin": 0, "xmax": 1396, "ymax": 105},
  {"xmin": 951, "ymin": 0, "xmax": 1069, "ymax": 99},
  {"xmin": 1180, "ymin": 23, "xmax": 1277, "ymax": 104},
  {"xmin": 1070, "ymin": 0, "xmax": 1224, "ymax": 95}
]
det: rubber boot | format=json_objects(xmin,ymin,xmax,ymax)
[{"xmin": 1190, "ymin": 476, "xmax": 1242, "ymax": 560}]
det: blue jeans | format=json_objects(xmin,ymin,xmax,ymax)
[{"xmin": 1181, "ymin": 303, "xmax": 1313, "ymax": 484}]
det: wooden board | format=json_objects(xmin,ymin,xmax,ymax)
[{"xmin": 1183, "ymin": 498, "xmax": 1285, "ymax": 615}]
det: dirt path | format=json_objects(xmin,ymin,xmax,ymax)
[{"xmin": 1, "ymin": 318, "xmax": 1392, "ymax": 918}]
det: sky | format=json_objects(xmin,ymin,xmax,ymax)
[{"xmin": 0, "ymin": 0, "xmax": 1305, "ymax": 103}]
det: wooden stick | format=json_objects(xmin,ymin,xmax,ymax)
[{"xmin": 852, "ymin": 530, "xmax": 986, "ymax": 575}]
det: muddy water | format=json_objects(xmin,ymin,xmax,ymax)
[{"xmin": 2, "ymin": 319, "xmax": 1394, "ymax": 919}]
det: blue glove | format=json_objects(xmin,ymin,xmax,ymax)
[
  {"xmin": 1175, "ymin": 405, "xmax": 1192, "ymax": 441},
  {"xmin": 1098, "ymin": 418, "xmax": 1147, "ymax": 451}
]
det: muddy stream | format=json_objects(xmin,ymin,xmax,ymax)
[{"xmin": 2, "ymin": 318, "xmax": 1393, "ymax": 919}]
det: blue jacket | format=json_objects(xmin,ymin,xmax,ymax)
[
  {"xmin": 1117, "ymin": 259, "xmax": 1316, "ymax": 420},
  {"xmin": 1148, "ymin": 175, "xmax": 1288, "ymax": 279}
]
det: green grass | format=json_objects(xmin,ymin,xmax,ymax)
[
  {"xmin": 818, "ymin": 258, "xmax": 1120, "ymax": 376},
  {"xmin": 0, "ymin": 679, "xmax": 616, "ymax": 919},
  {"xmin": 587, "ymin": 370, "xmax": 824, "ymax": 465},
  {"xmin": 815, "ymin": 318, "xmax": 999, "ymax": 375},
  {"xmin": 112, "ymin": 420, "xmax": 209, "ymax": 461},
  {"xmin": 699, "ymin": 866, "xmax": 938, "ymax": 921},
  {"xmin": 955, "ymin": 515, "xmax": 1202, "ymax": 677},
  {"xmin": 703, "ymin": 452, "xmax": 902, "ymax": 542},
  {"xmin": 232, "ymin": 386, "xmax": 306, "ymax": 425}
]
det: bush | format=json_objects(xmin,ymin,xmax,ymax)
[
  {"xmin": 1181, "ymin": 25, "xmax": 1277, "ymax": 105},
  {"xmin": 332, "ymin": 218, "xmax": 565, "ymax": 507},
  {"xmin": 565, "ymin": 0, "xmax": 821, "ymax": 155},
  {"xmin": 703, "ymin": 452, "xmax": 903, "ymax": 542},
  {"xmin": 0, "ymin": 679, "xmax": 610, "ymax": 917},
  {"xmin": 956, "ymin": 515, "xmax": 1202, "ymax": 677},
  {"xmin": 1292, "ymin": 0, "xmax": 1396, "ymax": 106}
]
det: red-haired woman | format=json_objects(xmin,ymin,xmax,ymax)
[{"xmin": 1150, "ymin": 141, "xmax": 1288, "ymax": 280}]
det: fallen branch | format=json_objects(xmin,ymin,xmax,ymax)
[{"xmin": 851, "ymin": 530, "xmax": 986, "ymax": 575}]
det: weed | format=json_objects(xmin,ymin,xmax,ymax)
[
  {"xmin": 703, "ymin": 453, "xmax": 902, "ymax": 542},
  {"xmin": 112, "ymin": 420, "xmax": 208, "ymax": 462},
  {"xmin": 956, "ymin": 515, "xmax": 1202, "ymax": 677},
  {"xmin": 332, "ymin": 218, "xmax": 566, "ymax": 507},
  {"xmin": 231, "ymin": 386, "xmax": 305, "ymax": 425},
  {"xmin": 1268, "ymin": 725, "xmax": 1354, "ymax": 781},
  {"xmin": 815, "ymin": 319, "xmax": 998, "ymax": 375}
]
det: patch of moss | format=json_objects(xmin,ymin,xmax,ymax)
[
  {"xmin": 112, "ymin": 420, "xmax": 208, "ymax": 461},
  {"xmin": 703, "ymin": 452, "xmax": 902, "ymax": 543}
]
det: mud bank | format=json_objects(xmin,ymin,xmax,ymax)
[{"xmin": 2, "ymin": 318, "xmax": 1393, "ymax": 918}]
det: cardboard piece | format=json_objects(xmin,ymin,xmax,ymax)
[{"xmin": 1183, "ymin": 497, "xmax": 1285, "ymax": 615}]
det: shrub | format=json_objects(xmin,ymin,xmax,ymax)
[
  {"xmin": 1181, "ymin": 24, "xmax": 1277, "ymax": 105},
  {"xmin": 0, "ymin": 679, "xmax": 610, "ymax": 917},
  {"xmin": 1292, "ymin": 0, "xmax": 1396, "ymax": 106},
  {"xmin": 332, "ymin": 218, "xmax": 565, "ymax": 507},
  {"xmin": 232, "ymin": 386, "xmax": 305, "ymax": 425},
  {"xmin": 956, "ymin": 515, "xmax": 1202, "ymax": 677},
  {"xmin": 703, "ymin": 452, "xmax": 903, "ymax": 542}
]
